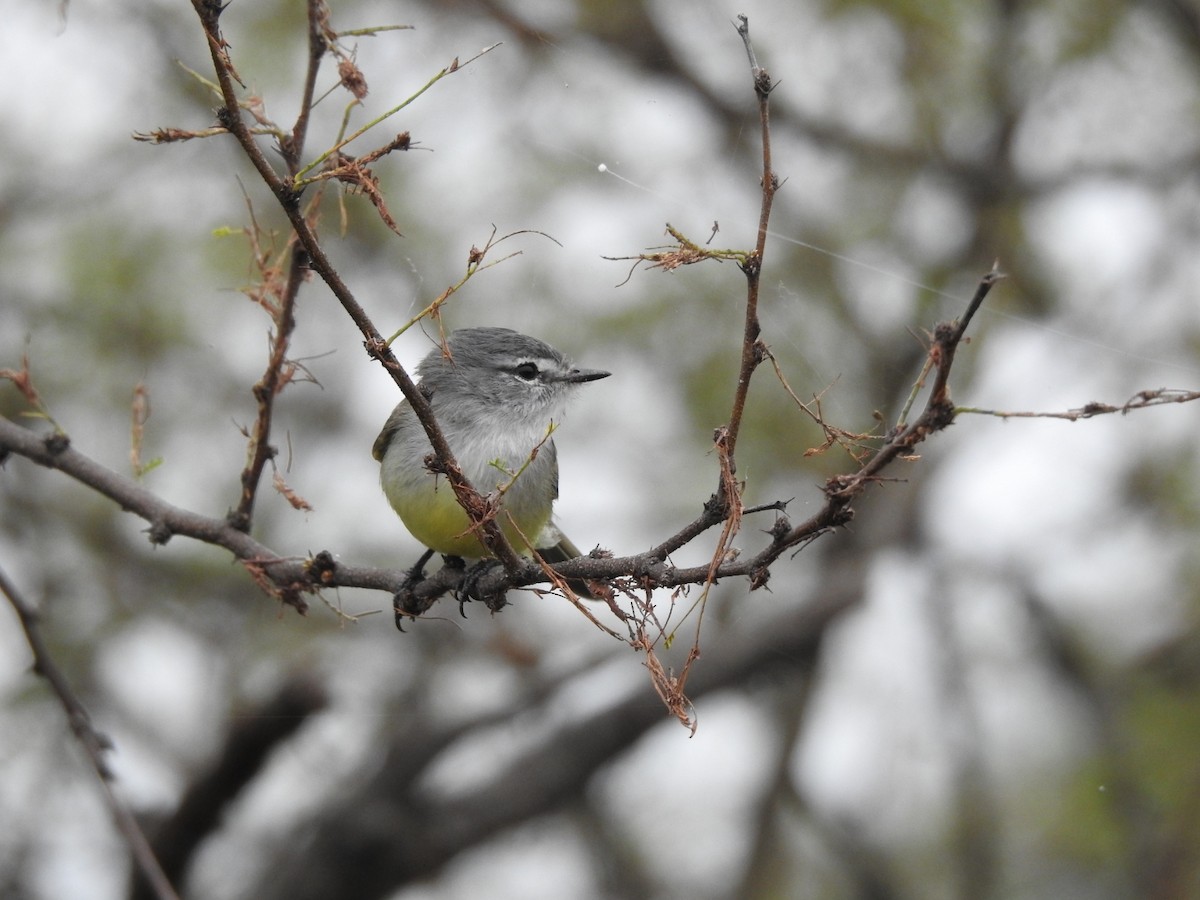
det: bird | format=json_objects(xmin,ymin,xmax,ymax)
[{"xmin": 372, "ymin": 326, "xmax": 609, "ymax": 595}]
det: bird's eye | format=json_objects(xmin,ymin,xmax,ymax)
[{"xmin": 514, "ymin": 362, "xmax": 540, "ymax": 381}]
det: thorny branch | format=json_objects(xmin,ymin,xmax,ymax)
[{"xmin": 637, "ymin": 15, "xmax": 783, "ymax": 719}]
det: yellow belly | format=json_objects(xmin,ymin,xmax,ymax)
[{"xmin": 391, "ymin": 477, "xmax": 550, "ymax": 558}]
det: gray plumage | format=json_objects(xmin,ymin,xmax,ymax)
[{"xmin": 373, "ymin": 327, "xmax": 609, "ymax": 561}]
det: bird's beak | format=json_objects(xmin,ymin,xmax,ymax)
[{"xmin": 566, "ymin": 367, "xmax": 611, "ymax": 384}]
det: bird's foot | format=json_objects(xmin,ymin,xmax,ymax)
[
  {"xmin": 459, "ymin": 558, "xmax": 509, "ymax": 614},
  {"xmin": 392, "ymin": 549, "xmax": 436, "ymax": 631}
]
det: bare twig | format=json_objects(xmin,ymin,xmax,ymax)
[
  {"xmin": 384, "ymin": 228, "xmax": 557, "ymax": 344},
  {"xmin": 292, "ymin": 42, "xmax": 500, "ymax": 182},
  {"xmin": 703, "ymin": 15, "xmax": 779, "ymax": 557},
  {"xmin": 723, "ymin": 13, "xmax": 779, "ymax": 462},
  {"xmin": 0, "ymin": 564, "xmax": 182, "ymax": 900},
  {"xmin": 289, "ymin": 0, "xmax": 335, "ymax": 164},
  {"xmin": 0, "ymin": 417, "xmax": 323, "ymax": 609},
  {"xmin": 652, "ymin": 15, "xmax": 781, "ymax": 708},
  {"xmin": 763, "ymin": 351, "xmax": 876, "ymax": 462},
  {"xmin": 229, "ymin": 236, "xmax": 304, "ymax": 532},
  {"xmin": 958, "ymin": 387, "xmax": 1200, "ymax": 421},
  {"xmin": 227, "ymin": 0, "xmax": 340, "ymax": 532},
  {"xmin": 926, "ymin": 260, "xmax": 1004, "ymax": 408}
]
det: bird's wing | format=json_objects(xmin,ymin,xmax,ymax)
[{"xmin": 371, "ymin": 402, "xmax": 408, "ymax": 461}]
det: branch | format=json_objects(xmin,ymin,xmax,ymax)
[
  {"xmin": 0, "ymin": 417, "xmax": 320, "ymax": 610},
  {"xmin": 722, "ymin": 14, "xmax": 778, "ymax": 463},
  {"xmin": 186, "ymin": 0, "xmax": 525, "ymax": 576},
  {"xmin": 226, "ymin": 0, "xmax": 343, "ymax": 532},
  {"xmin": 293, "ymin": 43, "xmax": 499, "ymax": 182},
  {"xmin": 288, "ymin": 0, "xmax": 334, "ymax": 165},
  {"xmin": 229, "ymin": 228, "xmax": 305, "ymax": 532},
  {"xmin": 957, "ymin": 387, "xmax": 1200, "ymax": 421},
  {"xmin": 0, "ymin": 564, "xmax": 182, "ymax": 900},
  {"xmin": 0, "ymin": 413, "xmax": 598, "ymax": 609},
  {"xmin": 616, "ymin": 15, "xmax": 784, "ymax": 707}
]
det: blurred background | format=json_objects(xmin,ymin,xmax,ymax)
[{"xmin": 2, "ymin": 0, "xmax": 1200, "ymax": 898}]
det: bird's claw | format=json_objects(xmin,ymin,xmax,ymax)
[{"xmin": 459, "ymin": 558, "xmax": 508, "ymax": 613}]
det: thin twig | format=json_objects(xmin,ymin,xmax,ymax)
[
  {"xmin": 723, "ymin": 14, "xmax": 777, "ymax": 463},
  {"xmin": 230, "ymin": 244, "xmax": 304, "ymax": 532},
  {"xmin": 661, "ymin": 14, "xmax": 781, "ymax": 673},
  {"xmin": 229, "ymin": 0, "xmax": 334, "ymax": 531},
  {"xmin": 958, "ymin": 387, "xmax": 1200, "ymax": 421},
  {"xmin": 289, "ymin": 0, "xmax": 332, "ymax": 163},
  {"xmin": 927, "ymin": 260, "xmax": 1005, "ymax": 408},
  {"xmin": 292, "ymin": 42, "xmax": 500, "ymax": 182}
]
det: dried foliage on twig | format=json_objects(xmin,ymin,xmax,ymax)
[{"xmin": 129, "ymin": 383, "xmax": 162, "ymax": 478}]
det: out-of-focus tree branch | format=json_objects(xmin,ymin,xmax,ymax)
[
  {"xmin": 129, "ymin": 677, "xmax": 328, "ymax": 900},
  {"xmin": 248, "ymin": 579, "xmax": 859, "ymax": 900},
  {"xmin": 0, "ymin": 565, "xmax": 182, "ymax": 900}
]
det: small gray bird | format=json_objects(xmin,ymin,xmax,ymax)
[{"xmin": 372, "ymin": 327, "xmax": 609, "ymax": 585}]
